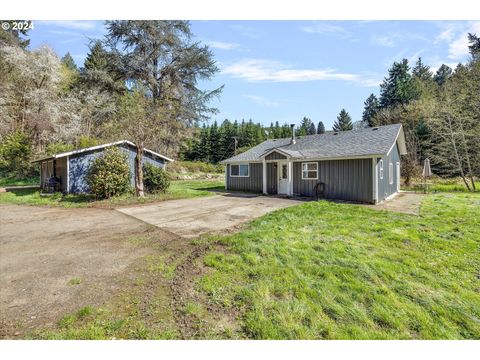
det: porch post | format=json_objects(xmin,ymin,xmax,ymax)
[
  {"xmin": 288, "ymin": 160, "xmax": 293, "ymax": 196},
  {"xmin": 262, "ymin": 158, "xmax": 267, "ymax": 194}
]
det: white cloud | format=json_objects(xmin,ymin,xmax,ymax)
[
  {"xmin": 230, "ymin": 24, "xmax": 260, "ymax": 38},
  {"xmin": 242, "ymin": 94, "xmax": 279, "ymax": 107},
  {"xmin": 300, "ymin": 22, "xmax": 350, "ymax": 37},
  {"xmin": 206, "ymin": 40, "xmax": 240, "ymax": 50},
  {"xmin": 435, "ymin": 21, "xmax": 480, "ymax": 60},
  {"xmin": 371, "ymin": 34, "xmax": 395, "ymax": 47},
  {"xmin": 39, "ymin": 20, "xmax": 97, "ymax": 31},
  {"xmin": 222, "ymin": 58, "xmax": 379, "ymax": 87}
]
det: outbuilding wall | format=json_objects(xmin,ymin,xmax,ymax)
[{"xmin": 68, "ymin": 144, "xmax": 165, "ymax": 193}]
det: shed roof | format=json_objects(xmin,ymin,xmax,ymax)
[
  {"xmin": 32, "ymin": 140, "xmax": 174, "ymax": 163},
  {"xmin": 220, "ymin": 124, "xmax": 406, "ymax": 163}
]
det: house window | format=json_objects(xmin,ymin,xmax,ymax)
[
  {"xmin": 281, "ymin": 164, "xmax": 288, "ymax": 179},
  {"xmin": 230, "ymin": 164, "xmax": 249, "ymax": 177},
  {"xmin": 389, "ymin": 162, "xmax": 393, "ymax": 184},
  {"xmin": 302, "ymin": 162, "xmax": 318, "ymax": 180},
  {"xmin": 379, "ymin": 159, "xmax": 384, "ymax": 179}
]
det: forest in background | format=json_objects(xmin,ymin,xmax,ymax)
[{"xmin": 0, "ymin": 22, "xmax": 479, "ymax": 190}]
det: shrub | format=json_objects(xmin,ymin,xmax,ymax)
[
  {"xmin": 143, "ymin": 163, "xmax": 170, "ymax": 193},
  {"xmin": 0, "ymin": 131, "xmax": 37, "ymax": 178},
  {"xmin": 168, "ymin": 161, "xmax": 223, "ymax": 174},
  {"xmin": 86, "ymin": 147, "xmax": 131, "ymax": 198},
  {"xmin": 46, "ymin": 142, "xmax": 74, "ymax": 155}
]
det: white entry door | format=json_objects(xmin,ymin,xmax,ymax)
[{"xmin": 278, "ymin": 161, "xmax": 289, "ymax": 195}]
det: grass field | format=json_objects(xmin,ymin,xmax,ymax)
[
  {"xmin": 0, "ymin": 176, "xmax": 39, "ymax": 186},
  {"xmin": 198, "ymin": 192, "xmax": 480, "ymax": 339},
  {"xmin": 403, "ymin": 177, "xmax": 478, "ymax": 193},
  {"xmin": 0, "ymin": 179, "xmax": 224, "ymax": 208},
  {"xmin": 30, "ymin": 192, "xmax": 480, "ymax": 340}
]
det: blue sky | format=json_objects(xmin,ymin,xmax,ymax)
[{"xmin": 28, "ymin": 20, "xmax": 479, "ymax": 129}]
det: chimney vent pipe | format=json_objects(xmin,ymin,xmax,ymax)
[{"xmin": 290, "ymin": 124, "xmax": 296, "ymax": 144}]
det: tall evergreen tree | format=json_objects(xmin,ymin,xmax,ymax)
[
  {"xmin": 468, "ymin": 33, "xmax": 480, "ymax": 61},
  {"xmin": 434, "ymin": 64, "xmax": 453, "ymax": 86},
  {"xmin": 412, "ymin": 57, "xmax": 432, "ymax": 80},
  {"xmin": 379, "ymin": 59, "xmax": 417, "ymax": 107},
  {"xmin": 362, "ymin": 94, "xmax": 380, "ymax": 127},
  {"xmin": 105, "ymin": 20, "xmax": 221, "ymax": 196},
  {"xmin": 61, "ymin": 52, "xmax": 77, "ymax": 71},
  {"xmin": 308, "ymin": 122, "xmax": 316, "ymax": 135},
  {"xmin": 84, "ymin": 40, "xmax": 109, "ymax": 71},
  {"xmin": 333, "ymin": 109, "xmax": 353, "ymax": 131},
  {"xmin": 317, "ymin": 121, "xmax": 325, "ymax": 134},
  {"xmin": 297, "ymin": 117, "xmax": 313, "ymax": 136}
]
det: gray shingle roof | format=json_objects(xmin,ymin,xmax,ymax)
[{"xmin": 221, "ymin": 124, "xmax": 404, "ymax": 163}]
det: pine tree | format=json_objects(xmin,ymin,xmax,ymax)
[
  {"xmin": 297, "ymin": 117, "xmax": 313, "ymax": 136},
  {"xmin": 412, "ymin": 57, "xmax": 432, "ymax": 80},
  {"xmin": 379, "ymin": 59, "xmax": 417, "ymax": 107},
  {"xmin": 209, "ymin": 121, "xmax": 221, "ymax": 163},
  {"xmin": 317, "ymin": 121, "xmax": 325, "ymax": 134},
  {"xmin": 61, "ymin": 52, "xmax": 77, "ymax": 71},
  {"xmin": 434, "ymin": 64, "xmax": 452, "ymax": 86},
  {"xmin": 468, "ymin": 33, "xmax": 480, "ymax": 61},
  {"xmin": 333, "ymin": 109, "xmax": 353, "ymax": 131},
  {"xmin": 84, "ymin": 40, "xmax": 109, "ymax": 70},
  {"xmin": 362, "ymin": 94, "xmax": 380, "ymax": 127}
]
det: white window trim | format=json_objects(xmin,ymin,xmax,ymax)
[
  {"xmin": 301, "ymin": 162, "xmax": 318, "ymax": 180},
  {"xmin": 389, "ymin": 162, "xmax": 393, "ymax": 185},
  {"xmin": 230, "ymin": 163, "xmax": 250, "ymax": 178},
  {"xmin": 379, "ymin": 159, "xmax": 384, "ymax": 180}
]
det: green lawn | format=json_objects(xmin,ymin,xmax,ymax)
[
  {"xmin": 199, "ymin": 193, "xmax": 480, "ymax": 339},
  {"xmin": 403, "ymin": 177, "xmax": 478, "ymax": 193},
  {"xmin": 23, "ymin": 192, "xmax": 480, "ymax": 339},
  {"xmin": 0, "ymin": 179, "xmax": 224, "ymax": 208},
  {"xmin": 0, "ymin": 176, "xmax": 39, "ymax": 186}
]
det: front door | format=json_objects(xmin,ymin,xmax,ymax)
[{"xmin": 278, "ymin": 161, "xmax": 289, "ymax": 195}]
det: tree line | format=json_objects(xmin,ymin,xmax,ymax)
[
  {"xmin": 360, "ymin": 34, "xmax": 480, "ymax": 189},
  {"xmin": 182, "ymin": 117, "xmax": 328, "ymax": 163}
]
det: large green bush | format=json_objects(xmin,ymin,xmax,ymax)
[
  {"xmin": 0, "ymin": 131, "xmax": 37, "ymax": 178},
  {"xmin": 143, "ymin": 163, "xmax": 170, "ymax": 193},
  {"xmin": 168, "ymin": 161, "xmax": 223, "ymax": 174},
  {"xmin": 86, "ymin": 147, "xmax": 131, "ymax": 198}
]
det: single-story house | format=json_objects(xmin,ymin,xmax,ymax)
[
  {"xmin": 33, "ymin": 140, "xmax": 173, "ymax": 194},
  {"xmin": 220, "ymin": 123, "xmax": 407, "ymax": 204}
]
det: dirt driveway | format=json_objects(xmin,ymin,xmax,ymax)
[
  {"xmin": 0, "ymin": 194, "xmax": 301, "ymax": 337},
  {"xmin": 0, "ymin": 204, "xmax": 162, "ymax": 337},
  {"xmin": 117, "ymin": 193, "xmax": 303, "ymax": 237}
]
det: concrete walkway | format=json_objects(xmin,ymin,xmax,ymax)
[
  {"xmin": 365, "ymin": 192, "xmax": 425, "ymax": 215},
  {"xmin": 117, "ymin": 193, "xmax": 303, "ymax": 238}
]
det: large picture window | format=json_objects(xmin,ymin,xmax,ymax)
[
  {"xmin": 230, "ymin": 164, "xmax": 249, "ymax": 177},
  {"xmin": 302, "ymin": 162, "xmax": 318, "ymax": 180}
]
